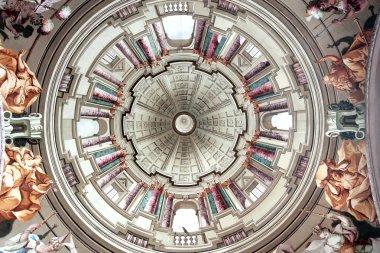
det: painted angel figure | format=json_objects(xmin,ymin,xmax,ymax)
[
  {"xmin": 306, "ymin": 0, "xmax": 368, "ymax": 24},
  {"xmin": 0, "ymin": 223, "xmax": 78, "ymax": 253}
]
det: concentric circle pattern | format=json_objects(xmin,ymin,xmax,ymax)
[
  {"xmin": 32, "ymin": 0, "xmax": 342, "ymax": 252},
  {"xmin": 124, "ymin": 62, "xmax": 246, "ymax": 185},
  {"xmin": 173, "ymin": 113, "xmax": 196, "ymax": 135}
]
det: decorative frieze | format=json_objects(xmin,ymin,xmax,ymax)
[
  {"xmin": 125, "ymin": 233, "xmax": 148, "ymax": 248},
  {"xmin": 294, "ymin": 156, "xmax": 309, "ymax": 178},
  {"xmin": 293, "ymin": 62, "xmax": 307, "ymax": 85},
  {"xmin": 62, "ymin": 164, "xmax": 79, "ymax": 187},
  {"xmin": 58, "ymin": 73, "xmax": 73, "ymax": 92},
  {"xmin": 223, "ymin": 230, "xmax": 247, "ymax": 246}
]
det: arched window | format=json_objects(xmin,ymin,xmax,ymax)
[
  {"xmin": 162, "ymin": 15, "xmax": 195, "ymax": 40},
  {"xmin": 172, "ymin": 202, "xmax": 200, "ymax": 232},
  {"xmin": 77, "ymin": 119, "xmax": 99, "ymax": 138},
  {"xmin": 271, "ymin": 112, "xmax": 292, "ymax": 130}
]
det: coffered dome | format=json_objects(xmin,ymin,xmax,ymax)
[
  {"xmin": 12, "ymin": 0, "xmax": 377, "ymax": 252},
  {"xmin": 124, "ymin": 62, "xmax": 246, "ymax": 186}
]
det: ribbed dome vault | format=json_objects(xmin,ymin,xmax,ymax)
[
  {"xmin": 124, "ymin": 62, "xmax": 246, "ymax": 185},
  {"xmin": 27, "ymin": 0, "xmax": 353, "ymax": 252}
]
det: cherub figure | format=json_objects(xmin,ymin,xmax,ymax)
[{"xmin": 306, "ymin": 0, "xmax": 368, "ymax": 24}]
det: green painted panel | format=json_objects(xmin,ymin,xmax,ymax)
[
  {"xmin": 132, "ymin": 40, "xmax": 148, "ymax": 61},
  {"xmin": 218, "ymin": 188, "xmax": 234, "ymax": 210},
  {"xmin": 213, "ymin": 36, "xmax": 227, "ymax": 57},
  {"xmin": 139, "ymin": 189, "xmax": 153, "ymax": 210},
  {"xmin": 100, "ymin": 159, "xmax": 120, "ymax": 174},
  {"xmin": 251, "ymin": 153, "xmax": 272, "ymax": 168},
  {"xmin": 95, "ymin": 83, "xmax": 117, "ymax": 95},
  {"xmin": 88, "ymin": 98, "xmax": 114, "ymax": 107},
  {"xmin": 148, "ymin": 34, "xmax": 159, "ymax": 56},
  {"xmin": 202, "ymin": 31, "xmax": 213, "ymax": 53},
  {"xmin": 207, "ymin": 192, "xmax": 218, "ymax": 215},
  {"xmin": 155, "ymin": 193, "xmax": 165, "ymax": 219},
  {"xmin": 249, "ymin": 76, "xmax": 270, "ymax": 91},
  {"xmin": 94, "ymin": 147, "xmax": 116, "ymax": 158}
]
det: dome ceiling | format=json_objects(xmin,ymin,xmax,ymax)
[
  {"xmin": 2, "ymin": 0, "xmax": 376, "ymax": 252},
  {"xmin": 124, "ymin": 62, "xmax": 246, "ymax": 185},
  {"xmin": 38, "ymin": 0, "xmax": 323, "ymax": 248}
]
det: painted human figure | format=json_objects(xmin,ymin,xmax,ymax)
[
  {"xmin": 0, "ymin": 145, "xmax": 50, "ymax": 222},
  {"xmin": 0, "ymin": 45, "xmax": 42, "ymax": 113},
  {"xmin": 0, "ymin": 0, "xmax": 42, "ymax": 39},
  {"xmin": 304, "ymin": 213, "xmax": 380, "ymax": 252},
  {"xmin": 306, "ymin": 0, "xmax": 368, "ymax": 24},
  {"xmin": 318, "ymin": 29, "xmax": 372, "ymax": 105},
  {"xmin": 315, "ymin": 140, "xmax": 377, "ymax": 222},
  {"xmin": 0, "ymin": 223, "xmax": 77, "ymax": 253}
]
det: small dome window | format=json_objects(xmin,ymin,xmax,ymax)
[
  {"xmin": 172, "ymin": 208, "xmax": 199, "ymax": 232},
  {"xmin": 162, "ymin": 15, "xmax": 195, "ymax": 40}
]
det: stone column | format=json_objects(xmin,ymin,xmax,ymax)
[
  {"xmin": 144, "ymin": 185, "xmax": 162, "ymax": 214},
  {"xmin": 247, "ymin": 165, "xmax": 273, "ymax": 185},
  {"xmin": 137, "ymin": 36, "xmax": 155, "ymax": 63},
  {"xmin": 202, "ymin": 31, "xmax": 213, "ymax": 55},
  {"xmin": 82, "ymin": 135, "xmax": 114, "ymax": 148},
  {"xmin": 227, "ymin": 180, "xmax": 249, "ymax": 209},
  {"xmin": 242, "ymin": 61, "xmax": 270, "ymax": 83},
  {"xmin": 248, "ymin": 81, "xmax": 274, "ymax": 99},
  {"xmin": 223, "ymin": 35, "xmax": 245, "ymax": 64},
  {"xmin": 258, "ymin": 101, "xmax": 288, "ymax": 112},
  {"xmin": 121, "ymin": 182, "xmax": 144, "ymax": 210},
  {"xmin": 115, "ymin": 41, "xmax": 140, "ymax": 67},
  {"xmin": 205, "ymin": 33, "xmax": 219, "ymax": 59},
  {"xmin": 250, "ymin": 145, "xmax": 275, "ymax": 162},
  {"xmin": 80, "ymin": 108, "xmax": 112, "ymax": 118},
  {"xmin": 259, "ymin": 131, "xmax": 288, "ymax": 142},
  {"xmin": 94, "ymin": 67, "xmax": 122, "ymax": 87},
  {"xmin": 93, "ymin": 87, "xmax": 119, "ymax": 103},
  {"xmin": 193, "ymin": 19, "xmax": 206, "ymax": 52},
  {"xmin": 210, "ymin": 185, "xmax": 227, "ymax": 213},
  {"xmin": 59, "ymin": 73, "xmax": 72, "ymax": 92},
  {"xmin": 293, "ymin": 63, "xmax": 307, "ymax": 85},
  {"xmin": 198, "ymin": 194, "xmax": 210, "ymax": 227},
  {"xmin": 152, "ymin": 22, "xmax": 168, "ymax": 54},
  {"xmin": 96, "ymin": 149, "xmax": 126, "ymax": 168},
  {"xmin": 161, "ymin": 193, "xmax": 174, "ymax": 228},
  {"xmin": 97, "ymin": 165, "xmax": 127, "ymax": 188}
]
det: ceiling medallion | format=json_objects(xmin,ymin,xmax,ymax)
[{"xmin": 172, "ymin": 112, "xmax": 197, "ymax": 136}]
